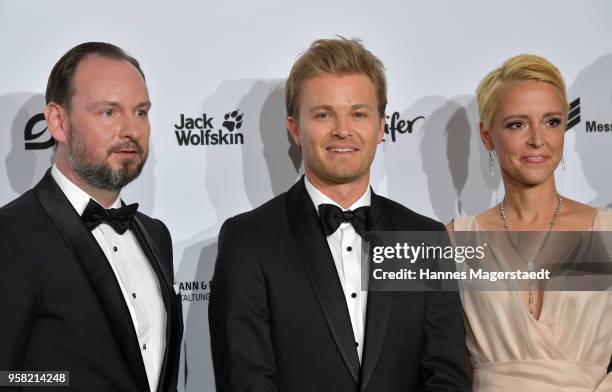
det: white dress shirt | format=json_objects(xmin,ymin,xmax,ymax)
[
  {"xmin": 304, "ymin": 175, "xmax": 369, "ymax": 362},
  {"xmin": 51, "ymin": 165, "xmax": 166, "ymax": 392}
]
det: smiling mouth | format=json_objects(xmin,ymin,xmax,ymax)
[
  {"xmin": 327, "ymin": 147, "xmax": 358, "ymax": 153},
  {"xmin": 522, "ymin": 156, "xmax": 549, "ymax": 163}
]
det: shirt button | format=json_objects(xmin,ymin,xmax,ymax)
[
  {"xmin": 132, "ymin": 293, "xmax": 137, "ymax": 299},
  {"xmin": 113, "ymin": 246, "xmax": 118, "ymax": 252},
  {"xmin": 346, "ymin": 246, "xmax": 352, "ymax": 252},
  {"xmin": 142, "ymin": 344, "xmax": 147, "ymax": 350},
  {"xmin": 351, "ymin": 293, "xmax": 357, "ymax": 298},
  {"xmin": 355, "ymin": 342, "xmax": 359, "ymax": 347}
]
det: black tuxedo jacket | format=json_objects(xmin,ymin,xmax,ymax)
[
  {"xmin": 209, "ymin": 178, "xmax": 470, "ymax": 391},
  {"xmin": 0, "ymin": 170, "xmax": 183, "ymax": 392}
]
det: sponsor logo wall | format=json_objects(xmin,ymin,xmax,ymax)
[
  {"xmin": 1, "ymin": 2, "xmax": 612, "ymax": 391},
  {"xmin": 24, "ymin": 113, "xmax": 54, "ymax": 150},
  {"xmin": 174, "ymin": 111, "xmax": 245, "ymax": 146},
  {"xmin": 568, "ymin": 97, "xmax": 612, "ymax": 133}
]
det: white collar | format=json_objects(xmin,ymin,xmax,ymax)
[
  {"xmin": 51, "ymin": 164, "xmax": 121, "ymax": 216},
  {"xmin": 304, "ymin": 174, "xmax": 371, "ymax": 214}
]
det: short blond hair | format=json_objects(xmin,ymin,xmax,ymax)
[
  {"xmin": 476, "ymin": 54, "xmax": 568, "ymax": 128},
  {"xmin": 285, "ymin": 36, "xmax": 387, "ymax": 119}
]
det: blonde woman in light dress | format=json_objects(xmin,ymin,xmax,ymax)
[{"xmin": 447, "ymin": 54, "xmax": 612, "ymax": 391}]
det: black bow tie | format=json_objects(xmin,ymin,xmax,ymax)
[
  {"xmin": 81, "ymin": 199, "xmax": 139, "ymax": 234},
  {"xmin": 318, "ymin": 203, "xmax": 371, "ymax": 237}
]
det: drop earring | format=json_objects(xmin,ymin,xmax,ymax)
[
  {"xmin": 489, "ymin": 151, "xmax": 495, "ymax": 176},
  {"xmin": 561, "ymin": 156, "xmax": 566, "ymax": 171}
]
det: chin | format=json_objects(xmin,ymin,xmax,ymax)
[
  {"xmin": 115, "ymin": 156, "xmax": 143, "ymax": 168},
  {"xmin": 327, "ymin": 170, "xmax": 367, "ymax": 185},
  {"xmin": 504, "ymin": 166, "xmax": 553, "ymax": 185},
  {"xmin": 517, "ymin": 175, "xmax": 555, "ymax": 187}
]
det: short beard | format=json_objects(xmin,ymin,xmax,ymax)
[{"xmin": 66, "ymin": 129, "xmax": 147, "ymax": 192}]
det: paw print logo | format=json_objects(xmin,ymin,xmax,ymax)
[{"xmin": 222, "ymin": 110, "xmax": 244, "ymax": 132}]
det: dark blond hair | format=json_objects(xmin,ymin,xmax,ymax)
[
  {"xmin": 476, "ymin": 54, "xmax": 568, "ymax": 128},
  {"xmin": 285, "ymin": 36, "xmax": 387, "ymax": 119}
]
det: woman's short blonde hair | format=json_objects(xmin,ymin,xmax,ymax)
[
  {"xmin": 476, "ymin": 54, "xmax": 568, "ymax": 128},
  {"xmin": 285, "ymin": 36, "xmax": 387, "ymax": 119}
]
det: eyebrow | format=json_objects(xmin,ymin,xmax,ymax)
[
  {"xmin": 308, "ymin": 104, "xmax": 374, "ymax": 113},
  {"xmin": 88, "ymin": 100, "xmax": 152, "ymax": 110},
  {"xmin": 136, "ymin": 101, "xmax": 152, "ymax": 109},
  {"xmin": 501, "ymin": 111, "xmax": 564, "ymax": 122},
  {"xmin": 351, "ymin": 104, "xmax": 374, "ymax": 111},
  {"xmin": 308, "ymin": 105, "xmax": 333, "ymax": 113}
]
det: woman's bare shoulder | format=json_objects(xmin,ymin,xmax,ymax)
[
  {"xmin": 474, "ymin": 205, "xmax": 504, "ymax": 231},
  {"xmin": 447, "ymin": 205, "xmax": 503, "ymax": 232},
  {"xmin": 557, "ymin": 197, "xmax": 597, "ymax": 230}
]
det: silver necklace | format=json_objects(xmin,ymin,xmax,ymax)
[{"xmin": 499, "ymin": 193, "xmax": 563, "ymax": 315}]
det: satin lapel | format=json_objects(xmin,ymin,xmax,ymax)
[
  {"xmin": 33, "ymin": 170, "xmax": 150, "ymax": 392},
  {"xmin": 360, "ymin": 191, "xmax": 395, "ymax": 391},
  {"xmin": 131, "ymin": 217, "xmax": 182, "ymax": 392},
  {"xmin": 285, "ymin": 178, "xmax": 360, "ymax": 383}
]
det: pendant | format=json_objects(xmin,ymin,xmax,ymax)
[{"xmin": 527, "ymin": 261, "xmax": 535, "ymax": 271}]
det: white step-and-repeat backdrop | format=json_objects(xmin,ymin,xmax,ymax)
[{"xmin": 2, "ymin": 1, "xmax": 612, "ymax": 390}]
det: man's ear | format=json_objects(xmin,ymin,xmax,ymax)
[
  {"xmin": 287, "ymin": 116, "xmax": 300, "ymax": 146},
  {"xmin": 45, "ymin": 102, "xmax": 69, "ymax": 145},
  {"xmin": 377, "ymin": 116, "xmax": 385, "ymax": 144}
]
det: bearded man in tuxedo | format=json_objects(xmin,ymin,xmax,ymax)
[{"xmin": 0, "ymin": 42, "xmax": 182, "ymax": 392}]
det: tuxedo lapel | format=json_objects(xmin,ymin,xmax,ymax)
[
  {"xmin": 285, "ymin": 178, "xmax": 361, "ymax": 383},
  {"xmin": 360, "ymin": 192, "xmax": 395, "ymax": 391},
  {"xmin": 131, "ymin": 217, "xmax": 182, "ymax": 392},
  {"xmin": 34, "ymin": 170, "xmax": 150, "ymax": 392}
]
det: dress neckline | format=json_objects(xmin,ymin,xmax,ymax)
[{"xmin": 461, "ymin": 209, "xmax": 602, "ymax": 323}]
